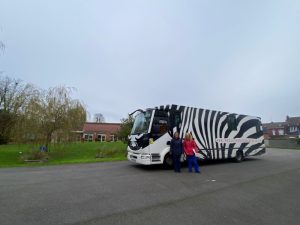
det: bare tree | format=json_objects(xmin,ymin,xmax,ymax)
[
  {"xmin": 21, "ymin": 86, "xmax": 86, "ymax": 147},
  {"xmin": 0, "ymin": 76, "xmax": 35, "ymax": 113},
  {"xmin": 34, "ymin": 87, "xmax": 85, "ymax": 146},
  {"xmin": 94, "ymin": 113, "xmax": 105, "ymax": 123},
  {"xmin": 0, "ymin": 75, "xmax": 35, "ymax": 144},
  {"xmin": 0, "ymin": 75, "xmax": 87, "ymax": 146}
]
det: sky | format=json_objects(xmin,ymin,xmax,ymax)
[{"xmin": 0, "ymin": 0, "xmax": 299, "ymax": 123}]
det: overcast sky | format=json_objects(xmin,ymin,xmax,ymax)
[{"xmin": 0, "ymin": 0, "xmax": 299, "ymax": 123}]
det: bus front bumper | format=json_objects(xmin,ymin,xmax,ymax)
[{"xmin": 127, "ymin": 152, "xmax": 152, "ymax": 165}]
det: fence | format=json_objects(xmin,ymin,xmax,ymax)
[{"xmin": 265, "ymin": 138, "xmax": 300, "ymax": 149}]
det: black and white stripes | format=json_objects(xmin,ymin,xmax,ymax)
[{"xmin": 160, "ymin": 104, "xmax": 265, "ymax": 160}]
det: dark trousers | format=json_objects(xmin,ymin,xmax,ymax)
[
  {"xmin": 187, "ymin": 155, "xmax": 199, "ymax": 173},
  {"xmin": 172, "ymin": 154, "xmax": 181, "ymax": 172}
]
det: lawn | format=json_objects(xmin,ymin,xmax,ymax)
[{"xmin": 0, "ymin": 141, "xmax": 128, "ymax": 168}]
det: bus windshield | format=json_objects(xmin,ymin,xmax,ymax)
[{"xmin": 131, "ymin": 110, "xmax": 152, "ymax": 135}]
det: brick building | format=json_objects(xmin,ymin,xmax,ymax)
[
  {"xmin": 263, "ymin": 122, "xmax": 286, "ymax": 139},
  {"xmin": 286, "ymin": 116, "xmax": 300, "ymax": 136},
  {"xmin": 263, "ymin": 116, "xmax": 300, "ymax": 139},
  {"xmin": 81, "ymin": 122, "xmax": 121, "ymax": 142}
]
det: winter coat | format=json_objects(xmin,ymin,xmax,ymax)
[{"xmin": 170, "ymin": 138, "xmax": 183, "ymax": 156}]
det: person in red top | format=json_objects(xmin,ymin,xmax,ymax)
[{"xmin": 183, "ymin": 133, "xmax": 200, "ymax": 173}]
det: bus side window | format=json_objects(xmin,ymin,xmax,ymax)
[
  {"xmin": 175, "ymin": 113, "xmax": 182, "ymax": 129},
  {"xmin": 151, "ymin": 110, "xmax": 169, "ymax": 138},
  {"xmin": 152, "ymin": 119, "xmax": 168, "ymax": 137},
  {"xmin": 159, "ymin": 120, "xmax": 168, "ymax": 134},
  {"xmin": 256, "ymin": 121, "xmax": 262, "ymax": 133},
  {"xmin": 227, "ymin": 115, "xmax": 237, "ymax": 131},
  {"xmin": 152, "ymin": 122, "xmax": 160, "ymax": 134}
]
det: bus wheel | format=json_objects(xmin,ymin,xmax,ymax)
[
  {"xmin": 163, "ymin": 154, "xmax": 173, "ymax": 168},
  {"xmin": 235, "ymin": 151, "xmax": 244, "ymax": 163}
]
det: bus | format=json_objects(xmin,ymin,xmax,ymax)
[{"xmin": 127, "ymin": 104, "xmax": 265, "ymax": 166}]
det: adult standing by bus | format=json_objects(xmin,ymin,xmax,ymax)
[
  {"xmin": 170, "ymin": 132, "xmax": 183, "ymax": 173},
  {"xmin": 183, "ymin": 133, "xmax": 200, "ymax": 173}
]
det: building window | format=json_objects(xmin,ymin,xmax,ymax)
[
  {"xmin": 278, "ymin": 129, "xmax": 284, "ymax": 135},
  {"xmin": 110, "ymin": 135, "xmax": 116, "ymax": 142},
  {"xmin": 84, "ymin": 134, "xmax": 93, "ymax": 141},
  {"xmin": 272, "ymin": 129, "xmax": 276, "ymax": 136},
  {"xmin": 97, "ymin": 134, "xmax": 106, "ymax": 142},
  {"xmin": 290, "ymin": 126, "xmax": 298, "ymax": 133}
]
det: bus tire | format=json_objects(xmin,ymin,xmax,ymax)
[
  {"xmin": 235, "ymin": 151, "xmax": 244, "ymax": 163},
  {"xmin": 163, "ymin": 153, "xmax": 173, "ymax": 168}
]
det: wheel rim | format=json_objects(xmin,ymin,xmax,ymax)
[
  {"xmin": 236, "ymin": 152, "xmax": 242, "ymax": 161},
  {"xmin": 165, "ymin": 156, "xmax": 173, "ymax": 166}
]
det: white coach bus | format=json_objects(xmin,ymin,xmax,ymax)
[{"xmin": 127, "ymin": 104, "xmax": 265, "ymax": 166}]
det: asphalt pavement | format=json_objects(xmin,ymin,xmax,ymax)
[{"xmin": 0, "ymin": 148, "xmax": 300, "ymax": 225}]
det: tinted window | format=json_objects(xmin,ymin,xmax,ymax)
[
  {"xmin": 256, "ymin": 121, "xmax": 262, "ymax": 133},
  {"xmin": 151, "ymin": 110, "xmax": 169, "ymax": 138},
  {"xmin": 228, "ymin": 115, "xmax": 237, "ymax": 130},
  {"xmin": 174, "ymin": 112, "xmax": 182, "ymax": 127}
]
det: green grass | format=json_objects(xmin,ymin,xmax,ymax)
[{"xmin": 0, "ymin": 141, "xmax": 128, "ymax": 168}]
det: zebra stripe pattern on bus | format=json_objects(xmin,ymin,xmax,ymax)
[{"xmin": 160, "ymin": 104, "xmax": 265, "ymax": 160}]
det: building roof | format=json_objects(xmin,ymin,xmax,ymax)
[
  {"xmin": 286, "ymin": 116, "xmax": 300, "ymax": 126},
  {"xmin": 263, "ymin": 122, "xmax": 287, "ymax": 129},
  {"xmin": 83, "ymin": 122, "xmax": 121, "ymax": 134}
]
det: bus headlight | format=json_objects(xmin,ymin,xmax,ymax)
[{"xmin": 141, "ymin": 154, "xmax": 150, "ymax": 159}]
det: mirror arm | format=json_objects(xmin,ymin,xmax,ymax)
[{"xmin": 129, "ymin": 109, "xmax": 145, "ymax": 116}]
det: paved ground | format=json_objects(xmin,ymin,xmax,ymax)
[{"xmin": 0, "ymin": 148, "xmax": 300, "ymax": 225}]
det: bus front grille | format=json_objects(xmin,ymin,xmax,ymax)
[{"xmin": 151, "ymin": 154, "xmax": 160, "ymax": 162}]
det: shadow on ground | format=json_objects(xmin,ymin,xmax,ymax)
[{"xmin": 130, "ymin": 157, "xmax": 262, "ymax": 171}]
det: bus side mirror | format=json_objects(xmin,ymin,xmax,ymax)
[{"xmin": 166, "ymin": 141, "xmax": 171, "ymax": 145}]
